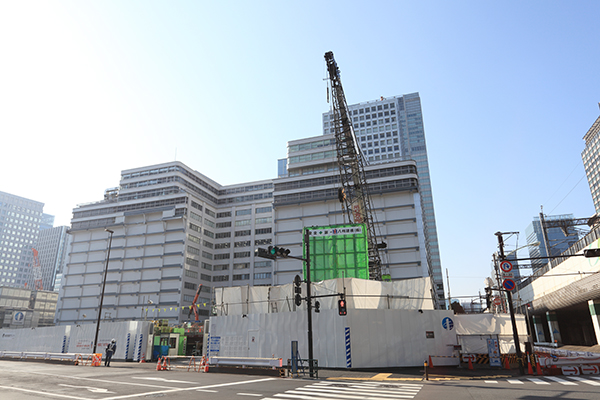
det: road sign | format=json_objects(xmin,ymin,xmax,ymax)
[
  {"xmin": 499, "ymin": 260, "xmax": 513, "ymax": 272},
  {"xmin": 462, "ymin": 354, "xmax": 476, "ymax": 362},
  {"xmin": 493, "ymin": 296, "xmax": 502, "ymax": 306},
  {"xmin": 501, "ymin": 272, "xmax": 514, "ymax": 279},
  {"xmin": 581, "ymin": 365, "xmax": 599, "ymax": 374},
  {"xmin": 502, "ymin": 278, "xmax": 516, "ymax": 291},
  {"xmin": 561, "ymin": 366, "xmax": 580, "ymax": 375}
]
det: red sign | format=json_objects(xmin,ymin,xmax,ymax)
[
  {"xmin": 462, "ymin": 354, "xmax": 476, "ymax": 362},
  {"xmin": 581, "ymin": 365, "xmax": 599, "ymax": 375},
  {"xmin": 493, "ymin": 296, "xmax": 502, "ymax": 306},
  {"xmin": 561, "ymin": 366, "xmax": 580, "ymax": 375},
  {"xmin": 503, "ymin": 279, "xmax": 516, "ymax": 291}
]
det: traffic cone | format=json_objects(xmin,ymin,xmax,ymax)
[
  {"xmin": 204, "ymin": 363, "xmax": 209, "ymax": 373},
  {"xmin": 162, "ymin": 357, "xmax": 168, "ymax": 371},
  {"xmin": 535, "ymin": 355, "xmax": 542, "ymax": 375},
  {"xmin": 527, "ymin": 355, "xmax": 533, "ymax": 375},
  {"xmin": 139, "ymin": 353, "xmax": 145, "ymax": 363},
  {"xmin": 156, "ymin": 357, "xmax": 162, "ymax": 371},
  {"xmin": 428, "ymin": 355, "xmax": 434, "ymax": 368},
  {"xmin": 504, "ymin": 356, "xmax": 510, "ymax": 370},
  {"xmin": 468, "ymin": 357, "xmax": 473, "ymax": 370}
]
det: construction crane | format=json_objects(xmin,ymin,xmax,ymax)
[
  {"xmin": 324, "ymin": 51, "xmax": 386, "ymax": 281},
  {"xmin": 32, "ymin": 248, "xmax": 43, "ymax": 291},
  {"xmin": 187, "ymin": 284, "xmax": 203, "ymax": 321}
]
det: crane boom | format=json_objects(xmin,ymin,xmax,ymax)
[{"xmin": 324, "ymin": 51, "xmax": 384, "ymax": 281}]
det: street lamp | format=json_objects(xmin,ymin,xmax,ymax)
[
  {"xmin": 145, "ymin": 299, "xmax": 154, "ymax": 321},
  {"xmin": 92, "ymin": 228, "xmax": 114, "ymax": 354}
]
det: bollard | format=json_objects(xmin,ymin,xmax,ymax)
[{"xmin": 424, "ymin": 360, "xmax": 429, "ymax": 380}]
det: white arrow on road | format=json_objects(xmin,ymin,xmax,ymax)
[
  {"xmin": 59, "ymin": 384, "xmax": 114, "ymax": 393},
  {"xmin": 132, "ymin": 377, "xmax": 196, "ymax": 384}
]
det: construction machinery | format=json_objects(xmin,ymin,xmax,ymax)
[
  {"xmin": 324, "ymin": 51, "xmax": 386, "ymax": 281},
  {"xmin": 188, "ymin": 284, "xmax": 204, "ymax": 321}
]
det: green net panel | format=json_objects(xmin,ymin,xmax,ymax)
[{"xmin": 303, "ymin": 224, "xmax": 369, "ymax": 281}]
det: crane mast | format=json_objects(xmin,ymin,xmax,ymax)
[{"xmin": 324, "ymin": 51, "xmax": 384, "ymax": 281}]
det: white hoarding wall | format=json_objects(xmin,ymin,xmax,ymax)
[
  {"xmin": 454, "ymin": 314, "xmax": 527, "ymax": 354},
  {"xmin": 213, "ymin": 277, "xmax": 435, "ymax": 316},
  {"xmin": 0, "ymin": 321, "xmax": 151, "ymax": 361},
  {"xmin": 209, "ymin": 309, "xmax": 457, "ymax": 368}
]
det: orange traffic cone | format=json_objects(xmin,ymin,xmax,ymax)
[
  {"xmin": 468, "ymin": 357, "xmax": 473, "ymax": 370},
  {"xmin": 156, "ymin": 357, "xmax": 162, "ymax": 371},
  {"xmin": 204, "ymin": 363, "xmax": 209, "ymax": 372},
  {"xmin": 139, "ymin": 353, "xmax": 145, "ymax": 363},
  {"xmin": 428, "ymin": 355, "xmax": 434, "ymax": 368},
  {"xmin": 527, "ymin": 355, "xmax": 533, "ymax": 375},
  {"xmin": 504, "ymin": 356, "xmax": 510, "ymax": 370},
  {"xmin": 535, "ymin": 356, "xmax": 542, "ymax": 375},
  {"xmin": 162, "ymin": 357, "xmax": 168, "ymax": 371}
]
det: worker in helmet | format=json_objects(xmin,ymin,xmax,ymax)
[{"xmin": 105, "ymin": 339, "xmax": 117, "ymax": 367}]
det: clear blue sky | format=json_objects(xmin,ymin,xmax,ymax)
[{"xmin": 1, "ymin": 1, "xmax": 598, "ymax": 300}]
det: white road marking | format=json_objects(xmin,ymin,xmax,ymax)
[
  {"xmin": 237, "ymin": 393, "xmax": 263, "ymax": 396},
  {"xmin": 484, "ymin": 380, "xmax": 498, "ymax": 383},
  {"xmin": 303, "ymin": 385, "xmax": 420, "ymax": 396},
  {"xmin": 132, "ymin": 376, "xmax": 196, "ymax": 384},
  {"xmin": 59, "ymin": 384, "xmax": 114, "ymax": 393},
  {"xmin": 276, "ymin": 390, "xmax": 416, "ymax": 399},
  {"xmin": 0, "ymin": 385, "xmax": 89, "ymax": 400},
  {"xmin": 197, "ymin": 389, "xmax": 218, "ymax": 392},
  {"xmin": 526, "ymin": 378, "xmax": 550, "ymax": 385},
  {"xmin": 30, "ymin": 371, "xmax": 174, "ymax": 388},
  {"xmin": 546, "ymin": 376, "xmax": 578, "ymax": 385},
  {"xmin": 506, "ymin": 379, "xmax": 523, "ymax": 384},
  {"xmin": 101, "ymin": 377, "xmax": 277, "ymax": 400},
  {"xmin": 567, "ymin": 376, "xmax": 600, "ymax": 386}
]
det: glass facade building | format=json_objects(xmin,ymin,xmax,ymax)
[
  {"xmin": 526, "ymin": 214, "xmax": 580, "ymax": 271},
  {"xmin": 582, "ymin": 112, "xmax": 600, "ymax": 214},
  {"xmin": 322, "ymin": 93, "xmax": 445, "ymax": 302}
]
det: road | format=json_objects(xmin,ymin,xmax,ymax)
[{"xmin": 0, "ymin": 360, "xmax": 599, "ymax": 400}]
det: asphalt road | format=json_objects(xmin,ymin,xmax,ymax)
[{"xmin": 1, "ymin": 359, "xmax": 599, "ymax": 400}]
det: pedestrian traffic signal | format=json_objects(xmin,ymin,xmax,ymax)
[
  {"xmin": 314, "ymin": 301, "xmax": 320, "ymax": 313},
  {"xmin": 338, "ymin": 296, "xmax": 347, "ymax": 316},
  {"xmin": 268, "ymin": 246, "xmax": 291, "ymax": 258},
  {"xmin": 295, "ymin": 293, "xmax": 302, "ymax": 307}
]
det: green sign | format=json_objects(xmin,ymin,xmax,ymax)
[{"xmin": 303, "ymin": 224, "xmax": 369, "ymax": 281}]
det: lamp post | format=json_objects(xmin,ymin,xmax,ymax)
[
  {"xmin": 145, "ymin": 299, "xmax": 154, "ymax": 322},
  {"xmin": 93, "ymin": 228, "xmax": 114, "ymax": 354}
]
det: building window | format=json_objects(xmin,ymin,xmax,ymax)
[
  {"xmin": 217, "ymin": 211, "xmax": 231, "ymax": 218},
  {"xmin": 201, "ymin": 262, "xmax": 212, "ymax": 270},
  {"xmin": 190, "ymin": 212, "xmax": 202, "ymax": 222},
  {"xmin": 203, "ymin": 229, "xmax": 214, "ymax": 238},
  {"xmin": 215, "ymin": 242, "xmax": 230, "ymax": 249},
  {"xmin": 204, "ymin": 219, "xmax": 215, "ymax": 228},
  {"xmin": 214, "ymin": 253, "xmax": 230, "ymax": 260},
  {"xmin": 189, "ymin": 223, "xmax": 201, "ymax": 233},
  {"xmin": 191, "ymin": 201, "xmax": 203, "ymax": 211},
  {"xmin": 255, "ymin": 238, "xmax": 271, "ymax": 246},
  {"xmin": 184, "ymin": 282, "xmax": 196, "ymax": 290},
  {"xmin": 255, "ymin": 228, "xmax": 272, "ymax": 235},
  {"xmin": 203, "ymin": 240, "xmax": 213, "ymax": 249},
  {"xmin": 185, "ymin": 257, "xmax": 199, "ymax": 267},
  {"xmin": 236, "ymin": 209, "xmax": 252, "ymax": 216},
  {"xmin": 202, "ymin": 251, "xmax": 213, "ymax": 260},
  {"xmin": 185, "ymin": 270, "xmax": 198, "ymax": 279},
  {"xmin": 255, "ymin": 217, "xmax": 271, "ymax": 224},
  {"xmin": 213, "ymin": 275, "xmax": 229, "ymax": 282},
  {"xmin": 254, "ymin": 272, "xmax": 272, "ymax": 280},
  {"xmin": 201, "ymin": 273, "xmax": 211, "ymax": 282},
  {"xmin": 205, "ymin": 209, "xmax": 216, "ymax": 217},
  {"xmin": 233, "ymin": 274, "xmax": 250, "ymax": 281},
  {"xmin": 235, "ymin": 219, "xmax": 251, "ymax": 226},
  {"xmin": 216, "ymin": 221, "xmax": 231, "ymax": 228},
  {"xmin": 233, "ymin": 263, "xmax": 249, "ymax": 269},
  {"xmin": 254, "ymin": 261, "xmax": 271, "ymax": 268},
  {"xmin": 234, "ymin": 240, "xmax": 251, "ymax": 248},
  {"xmin": 216, "ymin": 232, "xmax": 231, "ymax": 239},
  {"xmin": 255, "ymin": 206, "xmax": 272, "ymax": 214},
  {"xmin": 234, "ymin": 251, "xmax": 250, "ymax": 258},
  {"xmin": 187, "ymin": 246, "xmax": 200, "ymax": 256},
  {"xmin": 214, "ymin": 264, "xmax": 229, "ymax": 271},
  {"xmin": 235, "ymin": 230, "xmax": 251, "ymax": 237}
]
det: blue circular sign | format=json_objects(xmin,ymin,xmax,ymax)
[
  {"xmin": 503, "ymin": 279, "xmax": 516, "ymax": 291},
  {"xmin": 442, "ymin": 317, "xmax": 454, "ymax": 331},
  {"xmin": 14, "ymin": 312, "xmax": 24, "ymax": 321}
]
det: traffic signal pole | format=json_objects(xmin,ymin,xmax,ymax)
[{"xmin": 304, "ymin": 228, "xmax": 315, "ymax": 378}]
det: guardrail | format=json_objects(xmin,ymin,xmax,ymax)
[
  {"xmin": 0, "ymin": 351, "xmax": 82, "ymax": 363},
  {"xmin": 208, "ymin": 356, "xmax": 283, "ymax": 368}
]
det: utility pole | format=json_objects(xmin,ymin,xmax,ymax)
[{"xmin": 495, "ymin": 232, "xmax": 525, "ymax": 375}]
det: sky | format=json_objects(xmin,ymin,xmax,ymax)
[{"xmin": 1, "ymin": 1, "xmax": 599, "ymax": 301}]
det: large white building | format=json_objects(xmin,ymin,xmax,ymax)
[{"xmin": 56, "ymin": 130, "xmax": 438, "ymax": 325}]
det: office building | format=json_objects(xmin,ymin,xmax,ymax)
[
  {"xmin": 273, "ymin": 134, "xmax": 435, "ymax": 303},
  {"xmin": 40, "ymin": 214, "xmax": 55, "ymax": 231},
  {"xmin": 322, "ymin": 93, "xmax": 444, "ymax": 301},
  {"xmin": 55, "ymin": 162, "xmax": 275, "ymax": 325},
  {"xmin": 582, "ymin": 109, "xmax": 600, "ymax": 214},
  {"xmin": 526, "ymin": 214, "xmax": 580, "ymax": 271},
  {"xmin": 0, "ymin": 286, "xmax": 58, "ymax": 328},
  {"xmin": 0, "ymin": 191, "xmax": 44, "ymax": 288},
  {"xmin": 33, "ymin": 226, "xmax": 70, "ymax": 292}
]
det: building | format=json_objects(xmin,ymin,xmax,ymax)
[
  {"xmin": 273, "ymin": 134, "xmax": 434, "ymax": 295},
  {"xmin": 0, "ymin": 191, "xmax": 44, "ymax": 288},
  {"xmin": 55, "ymin": 162, "xmax": 275, "ymax": 326},
  {"xmin": 0, "ymin": 286, "xmax": 58, "ymax": 328},
  {"xmin": 40, "ymin": 214, "xmax": 55, "ymax": 231},
  {"xmin": 322, "ymin": 93, "xmax": 444, "ymax": 302},
  {"xmin": 582, "ymin": 108, "xmax": 600, "ymax": 214},
  {"xmin": 33, "ymin": 226, "xmax": 70, "ymax": 292},
  {"xmin": 525, "ymin": 214, "xmax": 580, "ymax": 271}
]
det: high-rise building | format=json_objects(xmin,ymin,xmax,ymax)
[
  {"xmin": 273, "ymin": 134, "xmax": 435, "ymax": 302},
  {"xmin": 0, "ymin": 191, "xmax": 44, "ymax": 288},
  {"xmin": 33, "ymin": 226, "xmax": 70, "ymax": 292},
  {"xmin": 526, "ymin": 214, "xmax": 580, "ymax": 271},
  {"xmin": 582, "ymin": 108, "xmax": 600, "ymax": 214},
  {"xmin": 40, "ymin": 214, "xmax": 55, "ymax": 231},
  {"xmin": 322, "ymin": 93, "xmax": 444, "ymax": 301}
]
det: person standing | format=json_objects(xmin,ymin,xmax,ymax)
[{"xmin": 105, "ymin": 339, "xmax": 117, "ymax": 367}]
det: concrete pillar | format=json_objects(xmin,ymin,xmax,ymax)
[
  {"xmin": 546, "ymin": 311, "xmax": 562, "ymax": 345},
  {"xmin": 588, "ymin": 300, "xmax": 600, "ymax": 345},
  {"xmin": 532, "ymin": 315, "xmax": 546, "ymax": 343}
]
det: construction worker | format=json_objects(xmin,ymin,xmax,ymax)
[{"xmin": 105, "ymin": 339, "xmax": 117, "ymax": 367}]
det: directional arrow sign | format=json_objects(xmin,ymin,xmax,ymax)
[
  {"xmin": 500, "ymin": 260, "xmax": 513, "ymax": 272},
  {"xmin": 561, "ymin": 366, "xmax": 580, "ymax": 375}
]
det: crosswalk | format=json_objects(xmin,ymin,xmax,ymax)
[
  {"xmin": 262, "ymin": 381, "xmax": 424, "ymax": 400},
  {"xmin": 484, "ymin": 376, "xmax": 600, "ymax": 386}
]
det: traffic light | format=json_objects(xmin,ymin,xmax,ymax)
[
  {"xmin": 338, "ymin": 295, "xmax": 347, "ymax": 316},
  {"xmin": 485, "ymin": 287, "xmax": 492, "ymax": 309},
  {"xmin": 294, "ymin": 274, "xmax": 302, "ymax": 306},
  {"xmin": 314, "ymin": 301, "xmax": 320, "ymax": 313},
  {"xmin": 268, "ymin": 246, "xmax": 291, "ymax": 258},
  {"xmin": 584, "ymin": 248, "xmax": 600, "ymax": 258},
  {"xmin": 255, "ymin": 248, "xmax": 276, "ymax": 260}
]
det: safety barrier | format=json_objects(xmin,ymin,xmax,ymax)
[
  {"xmin": 187, "ymin": 356, "xmax": 207, "ymax": 372},
  {"xmin": 208, "ymin": 356, "xmax": 283, "ymax": 368},
  {"xmin": 538, "ymin": 355, "xmax": 600, "ymax": 376},
  {"xmin": 0, "ymin": 351, "xmax": 82, "ymax": 363}
]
